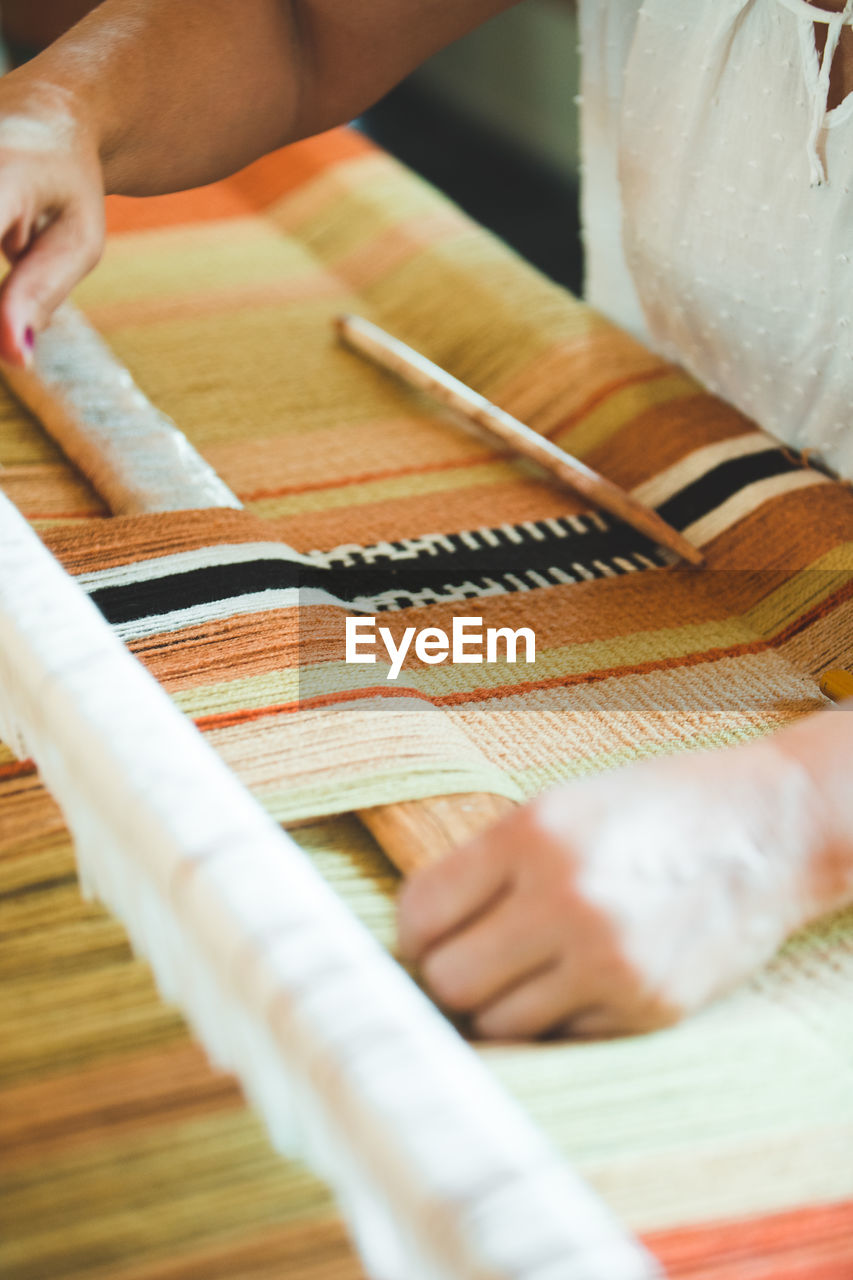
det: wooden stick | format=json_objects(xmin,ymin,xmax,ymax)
[
  {"xmin": 1, "ymin": 306, "xmax": 242, "ymax": 515},
  {"xmin": 359, "ymin": 792, "xmax": 516, "ymax": 875},
  {"xmin": 819, "ymin": 668, "xmax": 853, "ymax": 703},
  {"xmin": 336, "ymin": 313, "xmax": 704, "ymax": 567}
]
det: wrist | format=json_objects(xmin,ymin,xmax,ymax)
[
  {"xmin": 4, "ymin": 34, "xmax": 116, "ymax": 181},
  {"xmin": 763, "ymin": 709, "xmax": 853, "ymax": 923},
  {"xmin": 0, "ymin": 62, "xmax": 104, "ymax": 164}
]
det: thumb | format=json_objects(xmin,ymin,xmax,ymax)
[{"xmin": 0, "ymin": 204, "xmax": 104, "ymax": 365}]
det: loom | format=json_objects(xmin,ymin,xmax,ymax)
[
  {"xmin": 0, "ymin": 305, "xmax": 657, "ymax": 1276},
  {"xmin": 2, "ymin": 130, "xmax": 852, "ymax": 1280}
]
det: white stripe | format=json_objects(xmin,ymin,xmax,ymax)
[
  {"xmin": 521, "ymin": 521, "xmax": 546, "ymax": 541},
  {"xmin": 77, "ymin": 540, "xmax": 315, "ymax": 591},
  {"xmin": 500, "ymin": 523, "xmax": 524, "ymax": 544},
  {"xmin": 109, "ymin": 585, "xmax": 364, "ymax": 641},
  {"xmin": 315, "ymin": 543, "xmax": 365, "ymax": 567}
]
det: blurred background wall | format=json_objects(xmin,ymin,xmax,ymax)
[
  {"xmin": 1, "ymin": 0, "xmax": 97, "ymax": 52},
  {"xmin": 411, "ymin": 0, "xmax": 579, "ymax": 180},
  {"xmin": 1, "ymin": 0, "xmax": 583, "ymax": 290},
  {"xmin": 365, "ymin": 0, "xmax": 582, "ymax": 291}
]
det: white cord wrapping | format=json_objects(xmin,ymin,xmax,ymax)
[
  {"xmin": 0, "ymin": 490, "xmax": 660, "ymax": 1280},
  {"xmin": 1, "ymin": 304, "xmax": 241, "ymax": 513}
]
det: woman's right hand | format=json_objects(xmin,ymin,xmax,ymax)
[{"xmin": 0, "ymin": 73, "xmax": 105, "ymax": 366}]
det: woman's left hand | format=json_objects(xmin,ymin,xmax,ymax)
[{"xmin": 398, "ymin": 742, "xmax": 825, "ymax": 1040}]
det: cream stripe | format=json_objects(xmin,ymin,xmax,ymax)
[
  {"xmin": 270, "ymin": 154, "xmax": 406, "ymax": 232},
  {"xmin": 585, "ymin": 1123, "xmax": 853, "ymax": 1232},
  {"xmin": 76, "ymin": 540, "xmax": 316, "ymax": 590},
  {"xmin": 633, "ymin": 431, "xmax": 776, "ymax": 507}
]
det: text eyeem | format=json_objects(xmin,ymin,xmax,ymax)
[{"xmin": 345, "ymin": 616, "xmax": 536, "ymax": 680}]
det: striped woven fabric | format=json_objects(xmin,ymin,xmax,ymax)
[
  {"xmin": 33, "ymin": 476, "xmax": 853, "ymax": 823},
  {"xmin": 2, "ymin": 128, "xmax": 853, "ymax": 1278}
]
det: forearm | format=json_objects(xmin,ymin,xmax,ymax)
[
  {"xmin": 9, "ymin": 0, "xmax": 306, "ymax": 196},
  {"xmin": 9, "ymin": 0, "xmax": 521, "ymax": 199}
]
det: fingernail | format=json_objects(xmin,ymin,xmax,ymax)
[{"xmin": 20, "ymin": 326, "xmax": 35, "ymax": 366}]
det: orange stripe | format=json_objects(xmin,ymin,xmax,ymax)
[
  {"xmin": 195, "ymin": 684, "xmax": 432, "ymax": 730},
  {"xmin": 240, "ymin": 450, "xmax": 492, "ymax": 501},
  {"xmin": 0, "ymin": 758, "xmax": 35, "ymax": 781},
  {"xmin": 426, "ymin": 575, "xmax": 852, "ymax": 706},
  {"xmin": 544, "ymin": 364, "xmax": 680, "ymax": 441},
  {"xmin": 104, "ymin": 128, "xmax": 374, "ymax": 235},
  {"xmin": 0, "ymin": 1042, "xmax": 241, "ymax": 1164},
  {"xmin": 191, "ymin": 577, "xmax": 852, "ymax": 728},
  {"xmin": 644, "ymin": 1200, "xmax": 853, "ymax": 1279}
]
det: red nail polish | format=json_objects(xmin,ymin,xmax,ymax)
[{"xmin": 24, "ymin": 326, "xmax": 34, "ymax": 351}]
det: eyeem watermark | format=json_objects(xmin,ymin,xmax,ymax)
[{"xmin": 345, "ymin": 616, "xmax": 536, "ymax": 680}]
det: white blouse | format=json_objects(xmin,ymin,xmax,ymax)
[{"xmin": 578, "ymin": 0, "xmax": 853, "ymax": 479}]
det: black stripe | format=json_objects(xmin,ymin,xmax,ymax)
[
  {"xmin": 86, "ymin": 447, "xmax": 811, "ymax": 625},
  {"xmin": 657, "ymin": 449, "xmax": 798, "ymax": 530},
  {"xmin": 88, "ymin": 525, "xmax": 659, "ymax": 624},
  {"xmin": 89, "ymin": 559, "xmax": 310, "ymax": 624}
]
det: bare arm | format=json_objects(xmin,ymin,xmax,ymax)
[
  {"xmin": 45, "ymin": 0, "xmax": 521, "ymax": 194},
  {"xmin": 0, "ymin": 0, "xmax": 519, "ymax": 360}
]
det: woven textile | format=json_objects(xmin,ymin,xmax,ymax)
[
  {"xmin": 2, "ymin": 129, "xmax": 853, "ymax": 1278},
  {"xmin": 32, "ymin": 482, "xmax": 853, "ymax": 826}
]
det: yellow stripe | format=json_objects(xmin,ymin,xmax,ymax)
[
  {"xmin": 553, "ymin": 375, "xmax": 700, "ymax": 457},
  {"xmin": 249, "ymin": 459, "xmax": 517, "ymax": 517}
]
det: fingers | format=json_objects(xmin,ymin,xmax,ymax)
[
  {"xmin": 471, "ymin": 960, "xmax": 572, "ymax": 1040},
  {"xmin": 397, "ymin": 830, "xmax": 513, "ymax": 962},
  {"xmin": 419, "ymin": 889, "xmax": 559, "ymax": 1012},
  {"xmin": 563, "ymin": 1005, "xmax": 622, "ymax": 1040},
  {"xmin": 0, "ymin": 201, "xmax": 103, "ymax": 365},
  {"xmin": 2, "ymin": 218, "xmax": 32, "ymax": 264}
]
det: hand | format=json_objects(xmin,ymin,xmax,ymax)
[
  {"xmin": 0, "ymin": 74, "xmax": 105, "ymax": 365},
  {"xmin": 398, "ymin": 744, "xmax": 823, "ymax": 1040}
]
